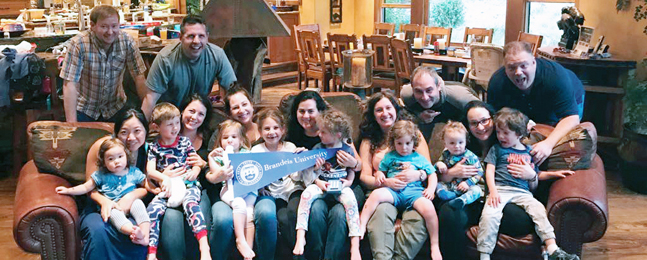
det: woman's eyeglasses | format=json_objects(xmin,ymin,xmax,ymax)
[{"xmin": 469, "ymin": 117, "xmax": 492, "ymax": 128}]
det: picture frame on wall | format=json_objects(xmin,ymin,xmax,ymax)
[{"xmin": 331, "ymin": 0, "xmax": 342, "ymax": 24}]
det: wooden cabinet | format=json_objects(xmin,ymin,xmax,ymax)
[
  {"xmin": 538, "ymin": 46, "xmax": 637, "ymax": 144},
  {"xmin": 0, "ymin": 0, "xmax": 29, "ymax": 18},
  {"xmin": 267, "ymin": 11, "xmax": 299, "ymax": 63}
]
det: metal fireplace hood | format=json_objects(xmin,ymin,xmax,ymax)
[{"xmin": 202, "ymin": 0, "xmax": 291, "ymax": 38}]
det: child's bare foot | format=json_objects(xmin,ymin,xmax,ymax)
[
  {"xmin": 236, "ymin": 238, "xmax": 255, "ymax": 260},
  {"xmin": 431, "ymin": 244, "xmax": 442, "ymax": 260},
  {"xmin": 147, "ymin": 253, "xmax": 157, "ymax": 260},
  {"xmin": 293, "ymin": 235, "xmax": 306, "ymax": 255},
  {"xmin": 351, "ymin": 246, "xmax": 362, "ymax": 260},
  {"xmin": 130, "ymin": 226, "xmax": 148, "ymax": 246}
]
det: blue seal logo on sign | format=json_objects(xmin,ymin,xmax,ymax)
[{"xmin": 236, "ymin": 160, "xmax": 263, "ymax": 186}]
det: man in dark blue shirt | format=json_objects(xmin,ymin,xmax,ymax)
[{"xmin": 488, "ymin": 41, "xmax": 584, "ymax": 165}]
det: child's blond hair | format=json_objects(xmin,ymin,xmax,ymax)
[
  {"xmin": 256, "ymin": 108, "xmax": 286, "ymax": 143},
  {"xmin": 151, "ymin": 102, "xmax": 181, "ymax": 125},
  {"xmin": 96, "ymin": 137, "xmax": 132, "ymax": 172},
  {"xmin": 388, "ymin": 120, "xmax": 420, "ymax": 151},
  {"xmin": 214, "ymin": 119, "xmax": 251, "ymax": 150},
  {"xmin": 317, "ymin": 109, "xmax": 353, "ymax": 141},
  {"xmin": 441, "ymin": 120, "xmax": 469, "ymax": 141},
  {"xmin": 494, "ymin": 107, "xmax": 529, "ymax": 137}
]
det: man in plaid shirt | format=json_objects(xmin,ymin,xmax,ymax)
[{"xmin": 60, "ymin": 5, "xmax": 147, "ymax": 122}]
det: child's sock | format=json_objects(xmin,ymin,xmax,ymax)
[
  {"xmin": 448, "ymin": 197, "xmax": 466, "ymax": 209},
  {"xmin": 546, "ymin": 244, "xmax": 558, "ymax": 255},
  {"xmin": 480, "ymin": 253, "xmax": 490, "ymax": 260}
]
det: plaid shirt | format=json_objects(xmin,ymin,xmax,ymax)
[{"xmin": 60, "ymin": 30, "xmax": 146, "ymax": 119}]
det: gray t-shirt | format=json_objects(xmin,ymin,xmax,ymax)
[
  {"xmin": 146, "ymin": 42, "xmax": 237, "ymax": 106},
  {"xmin": 484, "ymin": 144, "xmax": 538, "ymax": 191}
]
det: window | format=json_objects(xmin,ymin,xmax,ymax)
[
  {"xmin": 380, "ymin": 0, "xmax": 411, "ymax": 32},
  {"xmin": 428, "ymin": 0, "xmax": 506, "ymax": 45},
  {"xmin": 526, "ymin": 1, "xmax": 576, "ymax": 46}
]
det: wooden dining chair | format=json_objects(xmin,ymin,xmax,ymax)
[
  {"xmin": 400, "ymin": 24, "xmax": 425, "ymax": 43},
  {"xmin": 327, "ymin": 33, "xmax": 358, "ymax": 91},
  {"xmin": 463, "ymin": 43, "xmax": 504, "ymax": 100},
  {"xmin": 363, "ymin": 34, "xmax": 396, "ymax": 94},
  {"xmin": 374, "ymin": 22, "xmax": 396, "ymax": 36},
  {"xmin": 294, "ymin": 24, "xmax": 321, "ymax": 90},
  {"xmin": 423, "ymin": 26, "xmax": 452, "ymax": 46},
  {"xmin": 517, "ymin": 31, "xmax": 543, "ymax": 56},
  {"xmin": 390, "ymin": 38, "xmax": 416, "ymax": 96},
  {"xmin": 463, "ymin": 27, "xmax": 494, "ymax": 44},
  {"xmin": 299, "ymin": 29, "xmax": 334, "ymax": 92}
]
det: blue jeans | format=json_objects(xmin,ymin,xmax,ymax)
[
  {"xmin": 158, "ymin": 189, "xmax": 212, "ymax": 260},
  {"xmin": 305, "ymin": 195, "xmax": 350, "ymax": 260},
  {"xmin": 79, "ymin": 200, "xmax": 147, "ymax": 259},
  {"xmin": 254, "ymin": 195, "xmax": 279, "ymax": 260},
  {"xmin": 210, "ymin": 195, "xmax": 279, "ymax": 260}
]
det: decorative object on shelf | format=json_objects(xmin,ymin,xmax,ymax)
[
  {"xmin": 330, "ymin": 0, "xmax": 342, "ymax": 24},
  {"xmin": 342, "ymin": 49, "xmax": 374, "ymax": 98},
  {"xmin": 616, "ymin": 0, "xmax": 631, "ymax": 11},
  {"xmin": 572, "ymin": 26, "xmax": 594, "ymax": 57},
  {"xmin": 557, "ymin": 6, "xmax": 585, "ymax": 50}
]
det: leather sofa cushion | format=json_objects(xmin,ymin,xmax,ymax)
[{"xmin": 28, "ymin": 121, "xmax": 113, "ymax": 185}]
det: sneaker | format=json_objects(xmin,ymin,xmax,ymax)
[{"xmin": 548, "ymin": 248, "xmax": 580, "ymax": 260}]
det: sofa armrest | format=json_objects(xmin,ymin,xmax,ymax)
[
  {"xmin": 546, "ymin": 155, "xmax": 608, "ymax": 255},
  {"xmin": 13, "ymin": 161, "xmax": 80, "ymax": 260}
]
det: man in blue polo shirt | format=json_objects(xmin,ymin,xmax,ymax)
[{"xmin": 487, "ymin": 41, "xmax": 585, "ymax": 165}]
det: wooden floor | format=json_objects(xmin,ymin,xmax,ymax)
[{"xmin": 2, "ymin": 84, "xmax": 647, "ymax": 259}]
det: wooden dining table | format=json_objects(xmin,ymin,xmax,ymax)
[{"xmin": 414, "ymin": 54, "xmax": 471, "ymax": 81}]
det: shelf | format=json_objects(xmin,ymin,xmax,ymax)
[
  {"xmin": 598, "ymin": 136, "xmax": 621, "ymax": 144},
  {"xmin": 584, "ymin": 85, "xmax": 625, "ymax": 95}
]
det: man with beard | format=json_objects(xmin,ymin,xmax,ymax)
[
  {"xmin": 142, "ymin": 15, "xmax": 237, "ymax": 119},
  {"xmin": 400, "ymin": 66, "xmax": 479, "ymax": 141},
  {"xmin": 60, "ymin": 5, "xmax": 147, "ymax": 122},
  {"xmin": 487, "ymin": 41, "xmax": 584, "ymax": 165}
]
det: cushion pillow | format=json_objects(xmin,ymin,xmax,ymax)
[
  {"xmin": 524, "ymin": 122, "xmax": 597, "ymax": 171},
  {"xmin": 28, "ymin": 121, "xmax": 113, "ymax": 185}
]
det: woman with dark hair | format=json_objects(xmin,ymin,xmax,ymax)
[
  {"xmin": 437, "ymin": 100, "xmax": 535, "ymax": 260},
  {"xmin": 224, "ymin": 86, "xmax": 260, "ymax": 142},
  {"xmin": 285, "ymin": 90, "xmax": 328, "ymax": 149},
  {"xmin": 79, "ymin": 108, "xmax": 152, "ymax": 259},
  {"xmin": 358, "ymin": 92, "xmax": 432, "ymax": 260},
  {"xmin": 282, "ymin": 90, "xmax": 363, "ymax": 260}
]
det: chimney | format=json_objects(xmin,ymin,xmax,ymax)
[{"xmin": 202, "ymin": 0, "xmax": 291, "ymax": 39}]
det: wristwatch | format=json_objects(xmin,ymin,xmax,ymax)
[{"xmin": 419, "ymin": 170, "xmax": 425, "ymax": 181}]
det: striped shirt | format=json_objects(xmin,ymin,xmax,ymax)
[{"xmin": 60, "ymin": 30, "xmax": 146, "ymax": 120}]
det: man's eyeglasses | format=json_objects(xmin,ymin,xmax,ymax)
[{"xmin": 469, "ymin": 117, "xmax": 492, "ymax": 128}]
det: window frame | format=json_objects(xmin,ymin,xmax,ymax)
[{"xmin": 374, "ymin": 0, "xmax": 578, "ymax": 44}]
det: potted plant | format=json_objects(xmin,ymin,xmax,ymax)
[{"xmin": 618, "ymin": 58, "xmax": 647, "ymax": 193}]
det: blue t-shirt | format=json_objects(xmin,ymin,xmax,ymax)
[
  {"xmin": 379, "ymin": 150, "xmax": 436, "ymax": 187},
  {"xmin": 91, "ymin": 166, "xmax": 146, "ymax": 202},
  {"xmin": 312, "ymin": 142, "xmax": 354, "ymax": 181},
  {"xmin": 488, "ymin": 58, "xmax": 585, "ymax": 126},
  {"xmin": 438, "ymin": 149, "xmax": 483, "ymax": 186},
  {"xmin": 484, "ymin": 144, "xmax": 538, "ymax": 191}
]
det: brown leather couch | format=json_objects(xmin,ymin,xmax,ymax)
[
  {"xmin": 14, "ymin": 121, "xmax": 114, "ymax": 260},
  {"xmin": 14, "ymin": 95, "xmax": 608, "ymax": 260}
]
